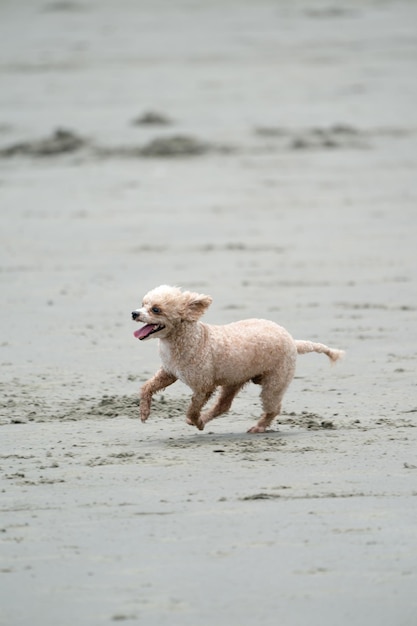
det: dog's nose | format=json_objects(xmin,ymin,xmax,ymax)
[{"xmin": 132, "ymin": 311, "xmax": 140, "ymax": 320}]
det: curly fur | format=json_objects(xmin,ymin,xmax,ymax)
[{"xmin": 132, "ymin": 285, "xmax": 344, "ymax": 433}]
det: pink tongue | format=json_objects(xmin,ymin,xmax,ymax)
[{"xmin": 134, "ymin": 324, "xmax": 157, "ymax": 340}]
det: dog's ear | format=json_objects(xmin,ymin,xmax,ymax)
[{"xmin": 181, "ymin": 291, "xmax": 212, "ymax": 321}]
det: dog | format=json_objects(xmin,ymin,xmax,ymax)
[{"xmin": 132, "ymin": 285, "xmax": 344, "ymax": 433}]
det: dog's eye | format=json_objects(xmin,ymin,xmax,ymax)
[{"xmin": 151, "ymin": 306, "xmax": 161, "ymax": 314}]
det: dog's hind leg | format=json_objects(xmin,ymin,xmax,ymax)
[
  {"xmin": 247, "ymin": 371, "xmax": 292, "ymax": 434},
  {"xmin": 140, "ymin": 368, "xmax": 177, "ymax": 422},
  {"xmin": 201, "ymin": 383, "xmax": 244, "ymax": 426},
  {"xmin": 186, "ymin": 390, "xmax": 214, "ymax": 430},
  {"xmin": 247, "ymin": 410, "xmax": 280, "ymax": 434}
]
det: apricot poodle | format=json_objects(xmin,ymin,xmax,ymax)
[{"xmin": 132, "ymin": 285, "xmax": 344, "ymax": 433}]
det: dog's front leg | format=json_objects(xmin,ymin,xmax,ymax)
[
  {"xmin": 140, "ymin": 368, "xmax": 177, "ymax": 422},
  {"xmin": 201, "ymin": 384, "xmax": 244, "ymax": 425},
  {"xmin": 185, "ymin": 390, "xmax": 213, "ymax": 431}
]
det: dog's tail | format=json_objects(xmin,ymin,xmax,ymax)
[{"xmin": 295, "ymin": 340, "xmax": 345, "ymax": 364}]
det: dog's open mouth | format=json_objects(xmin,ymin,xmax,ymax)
[{"xmin": 133, "ymin": 324, "xmax": 165, "ymax": 340}]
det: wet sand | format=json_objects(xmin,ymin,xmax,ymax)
[{"xmin": 1, "ymin": 1, "xmax": 417, "ymax": 624}]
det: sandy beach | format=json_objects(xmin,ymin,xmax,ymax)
[{"xmin": 1, "ymin": 1, "xmax": 417, "ymax": 624}]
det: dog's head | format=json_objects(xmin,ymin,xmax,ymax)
[{"xmin": 132, "ymin": 285, "xmax": 212, "ymax": 341}]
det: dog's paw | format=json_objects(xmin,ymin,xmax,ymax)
[
  {"xmin": 186, "ymin": 417, "xmax": 205, "ymax": 431},
  {"xmin": 247, "ymin": 424, "xmax": 266, "ymax": 434}
]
